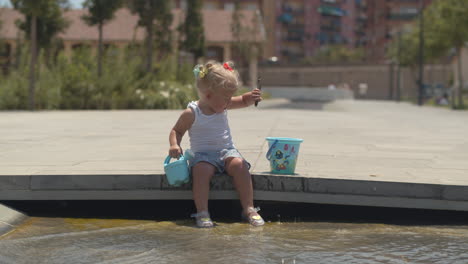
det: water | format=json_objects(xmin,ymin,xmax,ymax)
[{"xmin": 1, "ymin": 201, "xmax": 468, "ymax": 264}]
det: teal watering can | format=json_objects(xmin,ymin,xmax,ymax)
[{"xmin": 163, "ymin": 155, "xmax": 190, "ymax": 186}]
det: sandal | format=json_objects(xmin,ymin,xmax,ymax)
[
  {"xmin": 242, "ymin": 207, "xmax": 265, "ymax": 227},
  {"xmin": 190, "ymin": 211, "xmax": 214, "ymax": 228}
]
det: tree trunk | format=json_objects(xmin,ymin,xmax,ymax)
[
  {"xmin": 28, "ymin": 15, "xmax": 37, "ymax": 111},
  {"xmin": 457, "ymin": 46, "xmax": 465, "ymax": 109},
  {"xmin": 146, "ymin": 19, "xmax": 154, "ymax": 73},
  {"xmin": 98, "ymin": 23, "xmax": 103, "ymax": 78}
]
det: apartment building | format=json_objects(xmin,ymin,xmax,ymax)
[{"xmin": 192, "ymin": 0, "xmax": 436, "ymax": 63}]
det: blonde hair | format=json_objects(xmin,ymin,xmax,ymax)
[{"xmin": 193, "ymin": 61, "xmax": 240, "ymax": 94}]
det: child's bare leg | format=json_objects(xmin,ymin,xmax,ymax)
[
  {"xmin": 192, "ymin": 162, "xmax": 216, "ymax": 213},
  {"xmin": 225, "ymin": 157, "xmax": 258, "ymax": 217}
]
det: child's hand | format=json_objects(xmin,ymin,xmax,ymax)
[
  {"xmin": 244, "ymin": 89, "xmax": 263, "ymax": 106},
  {"xmin": 169, "ymin": 144, "xmax": 183, "ymax": 158}
]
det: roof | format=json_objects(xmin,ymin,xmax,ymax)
[{"xmin": 0, "ymin": 8, "xmax": 265, "ymax": 43}]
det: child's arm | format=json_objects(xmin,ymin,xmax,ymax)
[
  {"xmin": 228, "ymin": 88, "xmax": 262, "ymax": 109},
  {"xmin": 169, "ymin": 109, "xmax": 195, "ymax": 158}
]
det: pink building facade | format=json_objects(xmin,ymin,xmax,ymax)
[{"xmin": 273, "ymin": 0, "xmax": 366, "ymax": 62}]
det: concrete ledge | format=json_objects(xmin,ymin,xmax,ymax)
[
  {"xmin": 263, "ymin": 86, "xmax": 354, "ymax": 101},
  {"xmin": 1, "ymin": 173, "xmax": 468, "ymax": 212},
  {"xmin": 0, "ymin": 203, "xmax": 27, "ymax": 237}
]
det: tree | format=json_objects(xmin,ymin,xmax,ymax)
[
  {"xmin": 0, "ymin": 11, "xmax": 3, "ymax": 48},
  {"xmin": 153, "ymin": 0, "xmax": 173, "ymax": 61},
  {"xmin": 82, "ymin": 0, "xmax": 123, "ymax": 78},
  {"xmin": 180, "ymin": 0, "xmax": 204, "ymax": 61},
  {"xmin": 230, "ymin": 2, "xmax": 264, "ymax": 87},
  {"xmin": 12, "ymin": 0, "xmax": 67, "ymax": 110},
  {"xmin": 387, "ymin": 0, "xmax": 468, "ymax": 109},
  {"xmin": 16, "ymin": 0, "xmax": 69, "ymax": 66},
  {"xmin": 128, "ymin": 0, "xmax": 172, "ymax": 73},
  {"xmin": 231, "ymin": 1, "xmax": 245, "ymax": 64},
  {"xmin": 430, "ymin": 0, "xmax": 468, "ymax": 109}
]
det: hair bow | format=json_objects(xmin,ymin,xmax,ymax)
[
  {"xmin": 223, "ymin": 62, "xmax": 233, "ymax": 71},
  {"xmin": 193, "ymin": 65, "xmax": 208, "ymax": 79}
]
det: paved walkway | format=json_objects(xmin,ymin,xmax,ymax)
[{"xmin": 1, "ymin": 99, "xmax": 468, "ymax": 211}]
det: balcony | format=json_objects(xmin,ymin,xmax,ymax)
[
  {"xmin": 355, "ymin": 0, "xmax": 367, "ymax": 8},
  {"xmin": 320, "ymin": 24, "xmax": 341, "ymax": 32},
  {"xmin": 284, "ymin": 27, "xmax": 305, "ymax": 42},
  {"xmin": 282, "ymin": 4, "xmax": 305, "ymax": 15},
  {"xmin": 317, "ymin": 5, "xmax": 346, "ymax": 17}
]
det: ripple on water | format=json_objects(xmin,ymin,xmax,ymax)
[{"xmin": 1, "ymin": 218, "xmax": 468, "ymax": 264}]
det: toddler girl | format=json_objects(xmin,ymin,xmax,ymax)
[{"xmin": 168, "ymin": 61, "xmax": 264, "ymax": 228}]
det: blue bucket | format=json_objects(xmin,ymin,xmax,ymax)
[
  {"xmin": 266, "ymin": 137, "xmax": 303, "ymax": 174},
  {"xmin": 163, "ymin": 155, "xmax": 190, "ymax": 186}
]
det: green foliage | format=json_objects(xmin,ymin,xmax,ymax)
[
  {"xmin": 180, "ymin": 0, "xmax": 204, "ymax": 60},
  {"xmin": 176, "ymin": 62, "xmax": 195, "ymax": 85},
  {"xmin": 387, "ymin": 0, "xmax": 468, "ymax": 108},
  {"xmin": 14, "ymin": 0, "xmax": 69, "ymax": 50},
  {"xmin": 429, "ymin": 0, "xmax": 468, "ymax": 50},
  {"xmin": 0, "ymin": 13, "xmax": 3, "ymax": 51},
  {"xmin": 153, "ymin": 0, "xmax": 173, "ymax": 57},
  {"xmin": 231, "ymin": 3, "xmax": 260, "ymax": 66},
  {"xmin": 387, "ymin": 0, "xmax": 468, "ymax": 66},
  {"xmin": 387, "ymin": 28, "xmax": 419, "ymax": 67},
  {"xmin": 306, "ymin": 45, "xmax": 365, "ymax": 64},
  {"xmin": 82, "ymin": 0, "xmax": 122, "ymax": 26},
  {"xmin": 127, "ymin": 0, "xmax": 158, "ymax": 27},
  {"xmin": 0, "ymin": 48, "xmax": 197, "ymax": 110}
]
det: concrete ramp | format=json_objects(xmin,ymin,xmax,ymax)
[{"xmin": 0, "ymin": 204, "xmax": 27, "ymax": 237}]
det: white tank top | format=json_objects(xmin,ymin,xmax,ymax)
[{"xmin": 187, "ymin": 101, "xmax": 234, "ymax": 152}]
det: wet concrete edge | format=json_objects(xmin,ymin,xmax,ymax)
[{"xmin": 1, "ymin": 173, "xmax": 468, "ymax": 202}]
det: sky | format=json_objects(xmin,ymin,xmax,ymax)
[{"xmin": 0, "ymin": 0, "xmax": 85, "ymax": 9}]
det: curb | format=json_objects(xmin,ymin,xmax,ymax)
[{"xmin": 0, "ymin": 203, "xmax": 28, "ymax": 237}]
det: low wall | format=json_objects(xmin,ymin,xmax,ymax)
[
  {"xmin": 259, "ymin": 64, "xmax": 451, "ymax": 100},
  {"xmin": 263, "ymin": 86, "xmax": 354, "ymax": 102},
  {"xmin": 1, "ymin": 174, "xmax": 468, "ymax": 212}
]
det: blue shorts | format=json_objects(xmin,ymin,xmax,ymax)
[{"xmin": 187, "ymin": 148, "xmax": 251, "ymax": 174}]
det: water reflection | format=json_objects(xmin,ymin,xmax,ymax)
[
  {"xmin": 1, "ymin": 201, "xmax": 468, "ymax": 263},
  {"xmin": 1, "ymin": 217, "xmax": 468, "ymax": 264}
]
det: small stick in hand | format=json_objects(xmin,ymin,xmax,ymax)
[{"xmin": 255, "ymin": 77, "xmax": 261, "ymax": 107}]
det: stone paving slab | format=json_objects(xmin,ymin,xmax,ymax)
[{"xmin": 1, "ymin": 99, "xmax": 468, "ymax": 211}]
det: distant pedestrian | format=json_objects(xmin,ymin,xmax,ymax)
[
  {"xmin": 437, "ymin": 93, "xmax": 449, "ymax": 105},
  {"xmin": 168, "ymin": 61, "xmax": 264, "ymax": 228}
]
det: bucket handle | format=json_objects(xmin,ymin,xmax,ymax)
[
  {"xmin": 266, "ymin": 140, "xmax": 279, "ymax": 160},
  {"xmin": 164, "ymin": 155, "xmax": 184, "ymax": 166}
]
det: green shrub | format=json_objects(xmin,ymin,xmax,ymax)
[{"xmin": 0, "ymin": 47, "xmax": 198, "ymax": 110}]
